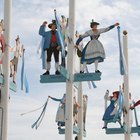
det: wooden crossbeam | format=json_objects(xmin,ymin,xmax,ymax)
[
  {"xmin": 40, "ymin": 73, "xmax": 101, "ymax": 83},
  {"xmin": 106, "ymin": 127, "xmax": 140, "ymax": 135},
  {"xmin": 74, "ymin": 72, "xmax": 101, "ymax": 82},
  {"xmin": 40, "ymin": 75, "xmax": 66, "ymax": 83}
]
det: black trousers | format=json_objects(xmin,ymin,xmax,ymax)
[{"xmin": 46, "ymin": 47, "xmax": 59, "ymax": 63}]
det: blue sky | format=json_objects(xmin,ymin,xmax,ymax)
[{"xmin": 1, "ymin": 0, "xmax": 140, "ymax": 140}]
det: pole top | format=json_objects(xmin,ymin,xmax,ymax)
[{"xmin": 123, "ymin": 30, "xmax": 128, "ymax": 35}]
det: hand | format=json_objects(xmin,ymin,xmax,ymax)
[
  {"xmin": 56, "ymin": 46, "xmax": 61, "ymax": 50},
  {"xmin": 75, "ymin": 45, "xmax": 78, "ymax": 48},
  {"xmin": 43, "ymin": 21, "xmax": 47, "ymax": 26},
  {"xmin": 115, "ymin": 22, "xmax": 120, "ymax": 26}
]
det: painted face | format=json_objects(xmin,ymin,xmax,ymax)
[
  {"xmin": 51, "ymin": 24, "xmax": 56, "ymax": 30},
  {"xmin": 113, "ymin": 93, "xmax": 117, "ymax": 98},
  {"xmin": 92, "ymin": 25, "xmax": 97, "ymax": 30}
]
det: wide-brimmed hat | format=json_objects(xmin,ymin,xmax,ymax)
[
  {"xmin": 48, "ymin": 20, "xmax": 57, "ymax": 29},
  {"xmin": 113, "ymin": 91, "xmax": 119, "ymax": 98},
  {"xmin": 90, "ymin": 19, "xmax": 100, "ymax": 28}
]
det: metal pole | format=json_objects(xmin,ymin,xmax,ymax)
[
  {"xmin": 65, "ymin": 0, "xmax": 75, "ymax": 140},
  {"xmin": 123, "ymin": 31, "xmax": 131, "ymax": 140}
]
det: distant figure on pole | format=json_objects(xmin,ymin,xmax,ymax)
[
  {"xmin": 102, "ymin": 91, "xmax": 122, "ymax": 129},
  {"xmin": 10, "ymin": 36, "xmax": 23, "ymax": 84},
  {"xmin": 75, "ymin": 19, "xmax": 119, "ymax": 73},
  {"xmin": 39, "ymin": 20, "xmax": 61, "ymax": 75},
  {"xmin": 0, "ymin": 19, "xmax": 6, "ymax": 76}
]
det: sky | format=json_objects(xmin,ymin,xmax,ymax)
[{"xmin": 0, "ymin": 0, "xmax": 140, "ymax": 140}]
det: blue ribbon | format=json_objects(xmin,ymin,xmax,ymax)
[
  {"xmin": 54, "ymin": 10, "xmax": 65, "ymax": 58},
  {"xmin": 117, "ymin": 26, "xmax": 127, "ymax": 75},
  {"xmin": 21, "ymin": 50, "xmax": 29, "ymax": 93}
]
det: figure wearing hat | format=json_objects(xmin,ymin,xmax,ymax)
[
  {"xmin": 39, "ymin": 20, "xmax": 61, "ymax": 75},
  {"xmin": 102, "ymin": 91, "xmax": 121, "ymax": 129},
  {"xmin": 10, "ymin": 36, "xmax": 23, "ymax": 83},
  {"xmin": 0, "ymin": 20, "xmax": 6, "ymax": 76},
  {"xmin": 75, "ymin": 19, "xmax": 119, "ymax": 73}
]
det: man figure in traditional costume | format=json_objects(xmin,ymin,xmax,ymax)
[
  {"xmin": 39, "ymin": 20, "xmax": 61, "ymax": 75},
  {"xmin": 75, "ymin": 19, "xmax": 119, "ymax": 73},
  {"xmin": 0, "ymin": 20, "xmax": 6, "ymax": 76},
  {"xmin": 10, "ymin": 36, "xmax": 23, "ymax": 83}
]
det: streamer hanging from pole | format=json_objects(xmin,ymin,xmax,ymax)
[
  {"xmin": 54, "ymin": 9, "xmax": 65, "ymax": 58},
  {"xmin": 31, "ymin": 97, "xmax": 49, "ymax": 129},
  {"xmin": 21, "ymin": 49, "xmax": 29, "ymax": 93},
  {"xmin": 117, "ymin": 26, "xmax": 127, "ymax": 75}
]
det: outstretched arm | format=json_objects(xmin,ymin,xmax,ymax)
[
  {"xmin": 133, "ymin": 100, "xmax": 140, "ymax": 108},
  {"xmin": 99, "ymin": 23, "xmax": 119, "ymax": 34},
  {"xmin": 48, "ymin": 96, "xmax": 62, "ymax": 102}
]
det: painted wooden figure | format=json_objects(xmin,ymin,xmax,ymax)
[
  {"xmin": 10, "ymin": 36, "xmax": 23, "ymax": 83},
  {"xmin": 39, "ymin": 20, "xmax": 61, "ymax": 75},
  {"xmin": 0, "ymin": 20, "xmax": 6, "ymax": 76},
  {"xmin": 102, "ymin": 91, "xmax": 122, "ymax": 129},
  {"xmin": 75, "ymin": 19, "xmax": 119, "ymax": 73},
  {"xmin": 48, "ymin": 94, "xmax": 80, "ymax": 129}
]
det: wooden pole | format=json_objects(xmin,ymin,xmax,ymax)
[
  {"xmin": 65, "ymin": 0, "xmax": 75, "ymax": 140},
  {"xmin": 0, "ymin": 0, "xmax": 11, "ymax": 140},
  {"xmin": 123, "ymin": 30, "xmax": 131, "ymax": 140}
]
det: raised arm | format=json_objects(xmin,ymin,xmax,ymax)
[
  {"xmin": 39, "ymin": 21, "xmax": 48, "ymax": 37},
  {"xmin": 99, "ymin": 22, "xmax": 119, "ymax": 34}
]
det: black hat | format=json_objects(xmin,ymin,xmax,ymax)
[
  {"xmin": 48, "ymin": 20, "xmax": 57, "ymax": 29},
  {"xmin": 90, "ymin": 19, "xmax": 99, "ymax": 28}
]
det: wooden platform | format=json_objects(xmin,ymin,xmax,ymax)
[
  {"xmin": 0, "ymin": 75, "xmax": 17, "ymax": 92},
  {"xmin": 0, "ymin": 75, "xmax": 4, "ymax": 84},
  {"xmin": 106, "ymin": 127, "xmax": 140, "ymax": 135},
  {"xmin": 58, "ymin": 125, "xmax": 86, "ymax": 137},
  {"xmin": 40, "ymin": 75, "xmax": 66, "ymax": 83},
  {"xmin": 40, "ymin": 72, "xmax": 101, "ymax": 83},
  {"xmin": 74, "ymin": 72, "xmax": 101, "ymax": 82},
  {"xmin": 9, "ymin": 81, "xmax": 17, "ymax": 92}
]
